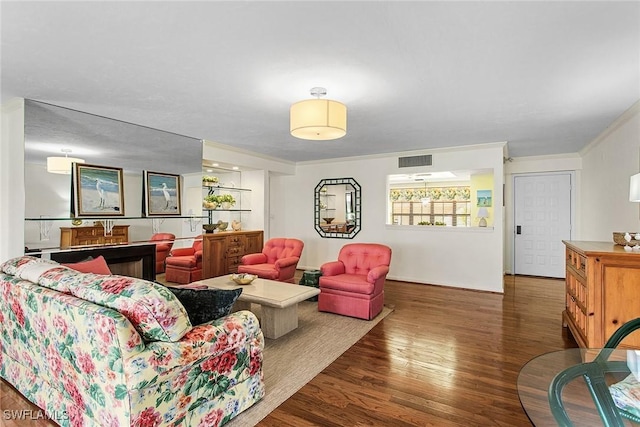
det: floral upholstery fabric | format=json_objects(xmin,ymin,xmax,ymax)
[
  {"xmin": 0, "ymin": 256, "xmax": 265, "ymax": 427},
  {"xmin": 610, "ymin": 373, "xmax": 640, "ymax": 419},
  {"xmin": 68, "ymin": 274, "xmax": 192, "ymax": 342},
  {"xmin": 2, "ymin": 255, "xmax": 193, "ymax": 342}
]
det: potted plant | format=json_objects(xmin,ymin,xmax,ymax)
[
  {"xmin": 203, "ymin": 194, "xmax": 219, "ymax": 209},
  {"xmin": 219, "ymin": 194, "xmax": 236, "ymax": 210},
  {"xmin": 202, "ymin": 175, "xmax": 219, "ymax": 186}
]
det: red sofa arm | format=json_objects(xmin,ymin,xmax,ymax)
[
  {"xmin": 156, "ymin": 243, "xmax": 172, "ymax": 252},
  {"xmin": 170, "ymin": 248, "xmax": 194, "ymax": 257},
  {"xmin": 242, "ymin": 253, "xmax": 268, "ymax": 265},
  {"xmin": 274, "ymin": 256, "xmax": 300, "ymax": 270},
  {"xmin": 194, "ymin": 250, "xmax": 203, "ymax": 261},
  {"xmin": 321, "ymin": 261, "xmax": 345, "ymax": 277},
  {"xmin": 367, "ymin": 265, "xmax": 389, "ymax": 283}
]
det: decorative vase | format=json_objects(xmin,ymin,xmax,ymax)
[{"xmin": 221, "ymin": 202, "xmax": 232, "ymax": 210}]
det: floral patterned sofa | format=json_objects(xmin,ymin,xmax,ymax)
[{"xmin": 0, "ymin": 256, "xmax": 265, "ymax": 426}]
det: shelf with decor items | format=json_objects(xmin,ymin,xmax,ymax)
[
  {"xmin": 319, "ymin": 191, "xmax": 337, "ymax": 225},
  {"xmin": 201, "ymin": 183, "xmax": 252, "ymax": 230},
  {"xmin": 202, "ymin": 230, "xmax": 264, "ymax": 278},
  {"xmin": 562, "ymin": 240, "xmax": 640, "ymax": 360}
]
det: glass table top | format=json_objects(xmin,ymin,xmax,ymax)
[{"xmin": 517, "ymin": 349, "xmax": 639, "ymax": 426}]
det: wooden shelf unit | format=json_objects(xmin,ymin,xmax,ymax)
[
  {"xmin": 563, "ymin": 240, "xmax": 640, "ymax": 351},
  {"xmin": 202, "ymin": 230, "xmax": 263, "ymax": 278},
  {"xmin": 59, "ymin": 225, "xmax": 129, "ymax": 249}
]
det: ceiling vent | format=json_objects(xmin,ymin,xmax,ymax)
[{"xmin": 398, "ymin": 154, "xmax": 432, "ymax": 168}]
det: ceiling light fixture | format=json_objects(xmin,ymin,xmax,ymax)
[
  {"xmin": 290, "ymin": 87, "xmax": 347, "ymax": 140},
  {"xmin": 47, "ymin": 149, "xmax": 85, "ymax": 174}
]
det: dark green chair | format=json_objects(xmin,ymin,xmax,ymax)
[{"xmin": 549, "ymin": 318, "xmax": 640, "ymax": 426}]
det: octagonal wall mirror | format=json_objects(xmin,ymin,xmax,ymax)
[{"xmin": 314, "ymin": 177, "xmax": 361, "ymax": 238}]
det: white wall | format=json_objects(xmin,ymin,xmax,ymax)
[
  {"xmin": 579, "ymin": 101, "xmax": 640, "ymax": 240},
  {"xmin": 1, "ymin": 99, "xmax": 25, "ymax": 261},
  {"xmin": 270, "ymin": 143, "xmax": 507, "ymax": 293}
]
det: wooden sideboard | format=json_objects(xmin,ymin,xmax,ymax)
[
  {"xmin": 60, "ymin": 225, "xmax": 129, "ymax": 249},
  {"xmin": 563, "ymin": 240, "xmax": 640, "ymax": 351},
  {"xmin": 202, "ymin": 230, "xmax": 264, "ymax": 278}
]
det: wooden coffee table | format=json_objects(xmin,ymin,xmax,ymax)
[{"xmin": 192, "ymin": 275, "xmax": 320, "ymax": 339}]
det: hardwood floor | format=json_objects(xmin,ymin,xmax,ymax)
[
  {"xmin": 260, "ymin": 274, "xmax": 577, "ymax": 426},
  {"xmin": 0, "ymin": 275, "xmax": 576, "ymax": 426}
]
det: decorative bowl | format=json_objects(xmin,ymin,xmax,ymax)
[
  {"xmin": 322, "ymin": 217, "xmax": 335, "ymax": 224},
  {"xmin": 203, "ymin": 223, "xmax": 219, "ymax": 233},
  {"xmin": 231, "ymin": 273, "xmax": 257, "ymax": 285}
]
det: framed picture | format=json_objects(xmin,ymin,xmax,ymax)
[
  {"xmin": 143, "ymin": 171, "xmax": 182, "ymax": 216},
  {"xmin": 477, "ymin": 189, "xmax": 492, "ymax": 207},
  {"xmin": 72, "ymin": 163, "xmax": 125, "ymax": 216}
]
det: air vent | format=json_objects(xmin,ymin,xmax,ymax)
[{"xmin": 398, "ymin": 154, "xmax": 432, "ymax": 168}]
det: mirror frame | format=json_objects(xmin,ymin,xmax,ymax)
[{"xmin": 314, "ymin": 177, "xmax": 361, "ymax": 239}]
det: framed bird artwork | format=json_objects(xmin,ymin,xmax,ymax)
[
  {"xmin": 143, "ymin": 171, "xmax": 182, "ymax": 216},
  {"xmin": 72, "ymin": 163, "xmax": 125, "ymax": 217}
]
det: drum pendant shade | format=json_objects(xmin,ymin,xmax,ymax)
[{"xmin": 290, "ymin": 89, "xmax": 347, "ymax": 140}]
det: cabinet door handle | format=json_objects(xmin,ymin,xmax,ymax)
[{"xmin": 516, "ymin": 225, "xmax": 522, "ymax": 235}]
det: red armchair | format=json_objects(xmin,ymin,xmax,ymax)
[
  {"xmin": 150, "ymin": 233, "xmax": 176, "ymax": 274},
  {"xmin": 319, "ymin": 243, "xmax": 392, "ymax": 320},
  {"xmin": 237, "ymin": 238, "xmax": 304, "ymax": 283},
  {"xmin": 164, "ymin": 236, "xmax": 203, "ymax": 284}
]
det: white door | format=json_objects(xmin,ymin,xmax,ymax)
[{"xmin": 514, "ymin": 173, "xmax": 572, "ymax": 278}]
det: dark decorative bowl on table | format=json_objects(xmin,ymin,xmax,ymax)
[
  {"xmin": 203, "ymin": 223, "xmax": 219, "ymax": 233},
  {"xmin": 231, "ymin": 273, "xmax": 257, "ymax": 285},
  {"xmin": 322, "ymin": 217, "xmax": 335, "ymax": 224}
]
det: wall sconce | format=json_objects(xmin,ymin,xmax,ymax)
[
  {"xmin": 630, "ymin": 173, "xmax": 640, "ymax": 202},
  {"xmin": 477, "ymin": 207, "xmax": 489, "ymax": 227}
]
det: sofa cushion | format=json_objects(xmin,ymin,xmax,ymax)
[
  {"xmin": 69, "ymin": 274, "xmax": 192, "ymax": 342},
  {"xmin": 168, "ymin": 287, "xmax": 242, "ymax": 325},
  {"xmin": 0, "ymin": 255, "xmax": 58, "ymax": 280},
  {"xmin": 63, "ymin": 255, "xmax": 112, "ymax": 275},
  {"xmin": 0, "ymin": 255, "xmax": 78, "ymax": 293}
]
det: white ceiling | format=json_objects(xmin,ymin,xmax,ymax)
[{"xmin": 2, "ymin": 1, "xmax": 639, "ymax": 163}]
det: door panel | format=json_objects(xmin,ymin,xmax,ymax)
[{"xmin": 514, "ymin": 174, "xmax": 572, "ymax": 278}]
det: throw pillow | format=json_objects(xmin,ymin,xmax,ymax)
[
  {"xmin": 169, "ymin": 287, "xmax": 242, "ymax": 325},
  {"xmin": 63, "ymin": 256, "xmax": 112, "ymax": 275}
]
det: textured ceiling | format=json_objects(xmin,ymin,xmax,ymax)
[{"xmin": 2, "ymin": 1, "xmax": 639, "ymax": 163}]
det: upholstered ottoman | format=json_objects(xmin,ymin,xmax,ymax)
[{"xmin": 165, "ymin": 256, "xmax": 202, "ymax": 284}]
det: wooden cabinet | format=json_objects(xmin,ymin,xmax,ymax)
[
  {"xmin": 60, "ymin": 225, "xmax": 129, "ymax": 249},
  {"xmin": 563, "ymin": 241, "xmax": 640, "ymax": 351},
  {"xmin": 202, "ymin": 230, "xmax": 264, "ymax": 278}
]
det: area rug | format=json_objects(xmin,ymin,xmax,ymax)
[{"xmin": 226, "ymin": 302, "xmax": 393, "ymax": 426}]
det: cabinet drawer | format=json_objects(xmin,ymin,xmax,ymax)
[
  {"xmin": 227, "ymin": 256, "xmax": 242, "ymax": 272},
  {"xmin": 226, "ymin": 245, "xmax": 245, "ymax": 256},
  {"xmin": 226, "ymin": 235, "xmax": 247, "ymax": 247},
  {"xmin": 76, "ymin": 237, "xmax": 101, "ymax": 246},
  {"xmin": 566, "ymin": 249, "xmax": 587, "ymax": 278},
  {"xmin": 110, "ymin": 227, "xmax": 127, "ymax": 236},
  {"xmin": 75, "ymin": 228, "xmax": 99, "ymax": 237},
  {"xmin": 566, "ymin": 271, "xmax": 587, "ymax": 308},
  {"xmin": 104, "ymin": 236, "xmax": 127, "ymax": 245}
]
